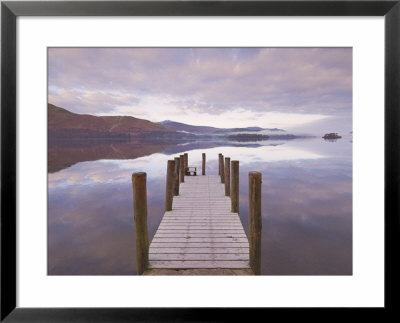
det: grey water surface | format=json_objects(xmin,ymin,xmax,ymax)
[{"xmin": 48, "ymin": 136, "xmax": 352, "ymax": 275}]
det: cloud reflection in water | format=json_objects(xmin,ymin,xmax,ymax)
[{"xmin": 48, "ymin": 138, "xmax": 352, "ymax": 275}]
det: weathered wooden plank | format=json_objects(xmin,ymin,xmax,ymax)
[
  {"xmin": 172, "ymin": 208, "xmax": 231, "ymax": 210},
  {"xmin": 159, "ymin": 224, "xmax": 243, "ymax": 227},
  {"xmin": 154, "ymin": 233, "xmax": 247, "ymax": 238},
  {"xmin": 152, "ymin": 237, "xmax": 248, "ymax": 243},
  {"xmin": 162, "ymin": 216, "xmax": 240, "ymax": 219},
  {"xmin": 174, "ymin": 200, "xmax": 229, "ymax": 202},
  {"xmin": 148, "ymin": 260, "xmax": 249, "ymax": 269},
  {"xmin": 156, "ymin": 227, "xmax": 245, "ymax": 230},
  {"xmin": 165, "ymin": 210, "xmax": 237, "ymax": 213},
  {"xmin": 173, "ymin": 200, "xmax": 230, "ymax": 202},
  {"xmin": 143, "ymin": 268, "xmax": 254, "ymax": 275},
  {"xmin": 159, "ymin": 225, "xmax": 243, "ymax": 229},
  {"xmin": 162, "ymin": 219, "xmax": 240, "ymax": 221},
  {"xmin": 157, "ymin": 225, "xmax": 244, "ymax": 229},
  {"xmin": 173, "ymin": 202, "xmax": 230, "ymax": 204},
  {"xmin": 162, "ymin": 216, "xmax": 239, "ymax": 219},
  {"xmin": 164, "ymin": 213, "xmax": 236, "ymax": 215},
  {"xmin": 164, "ymin": 213, "xmax": 237, "ymax": 216},
  {"xmin": 158, "ymin": 221, "xmax": 242, "ymax": 224},
  {"xmin": 149, "ymin": 242, "xmax": 249, "ymax": 248},
  {"xmin": 160, "ymin": 220, "xmax": 242, "ymax": 224},
  {"xmin": 149, "ymin": 253, "xmax": 249, "ymax": 261},
  {"xmin": 155, "ymin": 229, "xmax": 246, "ymax": 234},
  {"xmin": 173, "ymin": 201, "xmax": 230, "ymax": 203},
  {"xmin": 174, "ymin": 197, "xmax": 229, "ymax": 199},
  {"xmin": 161, "ymin": 217, "xmax": 239, "ymax": 220},
  {"xmin": 157, "ymin": 225, "xmax": 244, "ymax": 230},
  {"xmin": 149, "ymin": 247, "xmax": 249, "ymax": 254}
]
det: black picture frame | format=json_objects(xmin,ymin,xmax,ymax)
[{"xmin": 1, "ymin": 0, "xmax": 399, "ymax": 321}]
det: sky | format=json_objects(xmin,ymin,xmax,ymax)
[{"xmin": 48, "ymin": 48, "xmax": 352, "ymax": 135}]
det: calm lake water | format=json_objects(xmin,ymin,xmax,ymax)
[{"xmin": 48, "ymin": 136, "xmax": 352, "ymax": 275}]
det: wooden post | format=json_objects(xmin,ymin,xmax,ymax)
[
  {"xmin": 249, "ymin": 171, "xmax": 262, "ymax": 275},
  {"xmin": 218, "ymin": 153, "xmax": 222, "ymax": 175},
  {"xmin": 174, "ymin": 157, "xmax": 180, "ymax": 196},
  {"xmin": 202, "ymin": 153, "xmax": 206, "ymax": 175},
  {"xmin": 219, "ymin": 154, "xmax": 225, "ymax": 183},
  {"xmin": 180, "ymin": 154, "xmax": 185, "ymax": 183},
  {"xmin": 184, "ymin": 153, "xmax": 188, "ymax": 171},
  {"xmin": 165, "ymin": 160, "xmax": 175, "ymax": 211},
  {"xmin": 231, "ymin": 160, "xmax": 239, "ymax": 213},
  {"xmin": 131, "ymin": 172, "xmax": 149, "ymax": 275},
  {"xmin": 224, "ymin": 157, "xmax": 230, "ymax": 196}
]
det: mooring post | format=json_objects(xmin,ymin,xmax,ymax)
[
  {"xmin": 219, "ymin": 154, "xmax": 225, "ymax": 183},
  {"xmin": 202, "ymin": 153, "xmax": 206, "ymax": 175},
  {"xmin": 165, "ymin": 160, "xmax": 175, "ymax": 211},
  {"xmin": 184, "ymin": 153, "xmax": 188, "ymax": 171},
  {"xmin": 231, "ymin": 160, "xmax": 239, "ymax": 213},
  {"xmin": 218, "ymin": 153, "xmax": 222, "ymax": 175},
  {"xmin": 174, "ymin": 157, "xmax": 180, "ymax": 196},
  {"xmin": 131, "ymin": 172, "xmax": 149, "ymax": 275},
  {"xmin": 249, "ymin": 171, "xmax": 262, "ymax": 275},
  {"xmin": 180, "ymin": 154, "xmax": 185, "ymax": 183},
  {"xmin": 224, "ymin": 157, "xmax": 231, "ymax": 196}
]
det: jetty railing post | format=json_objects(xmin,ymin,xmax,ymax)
[
  {"xmin": 202, "ymin": 153, "xmax": 206, "ymax": 175},
  {"xmin": 131, "ymin": 172, "xmax": 149, "ymax": 275},
  {"xmin": 165, "ymin": 160, "xmax": 175, "ymax": 211},
  {"xmin": 174, "ymin": 157, "xmax": 180, "ymax": 196},
  {"xmin": 249, "ymin": 171, "xmax": 262, "ymax": 275},
  {"xmin": 219, "ymin": 154, "xmax": 225, "ymax": 183},
  {"xmin": 180, "ymin": 154, "xmax": 185, "ymax": 183},
  {"xmin": 218, "ymin": 153, "xmax": 222, "ymax": 175},
  {"xmin": 231, "ymin": 160, "xmax": 239, "ymax": 213},
  {"xmin": 184, "ymin": 153, "xmax": 188, "ymax": 172},
  {"xmin": 224, "ymin": 157, "xmax": 231, "ymax": 196}
]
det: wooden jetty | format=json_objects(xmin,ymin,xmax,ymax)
[{"xmin": 132, "ymin": 153, "xmax": 262, "ymax": 275}]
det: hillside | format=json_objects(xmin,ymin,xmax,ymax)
[
  {"xmin": 48, "ymin": 104, "xmax": 173, "ymax": 138},
  {"xmin": 158, "ymin": 120, "xmax": 219, "ymax": 134},
  {"xmin": 159, "ymin": 120, "xmax": 285, "ymax": 134}
]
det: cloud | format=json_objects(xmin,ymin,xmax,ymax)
[
  {"xmin": 48, "ymin": 88, "xmax": 140, "ymax": 115},
  {"xmin": 48, "ymin": 47, "xmax": 352, "ymax": 127}
]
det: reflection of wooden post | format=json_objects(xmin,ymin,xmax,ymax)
[
  {"xmin": 218, "ymin": 153, "xmax": 222, "ymax": 175},
  {"xmin": 184, "ymin": 153, "xmax": 188, "ymax": 171},
  {"xmin": 249, "ymin": 171, "xmax": 262, "ymax": 275},
  {"xmin": 231, "ymin": 161, "xmax": 239, "ymax": 213},
  {"xmin": 132, "ymin": 172, "xmax": 149, "ymax": 275},
  {"xmin": 220, "ymin": 154, "xmax": 225, "ymax": 183},
  {"xmin": 165, "ymin": 160, "xmax": 175, "ymax": 211},
  {"xmin": 174, "ymin": 157, "xmax": 180, "ymax": 196},
  {"xmin": 202, "ymin": 153, "xmax": 206, "ymax": 175},
  {"xmin": 180, "ymin": 155, "xmax": 185, "ymax": 183},
  {"xmin": 224, "ymin": 157, "xmax": 230, "ymax": 196}
]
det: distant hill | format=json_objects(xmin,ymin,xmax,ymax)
[
  {"xmin": 158, "ymin": 120, "xmax": 219, "ymax": 134},
  {"xmin": 48, "ymin": 104, "xmax": 288, "ymax": 142},
  {"xmin": 214, "ymin": 127, "xmax": 285, "ymax": 133},
  {"xmin": 159, "ymin": 120, "xmax": 285, "ymax": 134},
  {"xmin": 214, "ymin": 127, "xmax": 265, "ymax": 133},
  {"xmin": 48, "ymin": 104, "xmax": 173, "ymax": 139}
]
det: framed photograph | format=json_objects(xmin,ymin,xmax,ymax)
[{"xmin": 1, "ymin": 0, "xmax": 399, "ymax": 320}]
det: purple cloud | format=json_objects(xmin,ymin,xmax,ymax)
[{"xmin": 48, "ymin": 47, "xmax": 352, "ymax": 118}]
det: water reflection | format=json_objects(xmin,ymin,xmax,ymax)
[{"xmin": 48, "ymin": 137, "xmax": 352, "ymax": 275}]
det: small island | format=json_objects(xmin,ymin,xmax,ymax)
[{"xmin": 322, "ymin": 133, "xmax": 342, "ymax": 140}]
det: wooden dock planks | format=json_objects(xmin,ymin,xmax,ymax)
[{"xmin": 148, "ymin": 175, "xmax": 251, "ymax": 272}]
